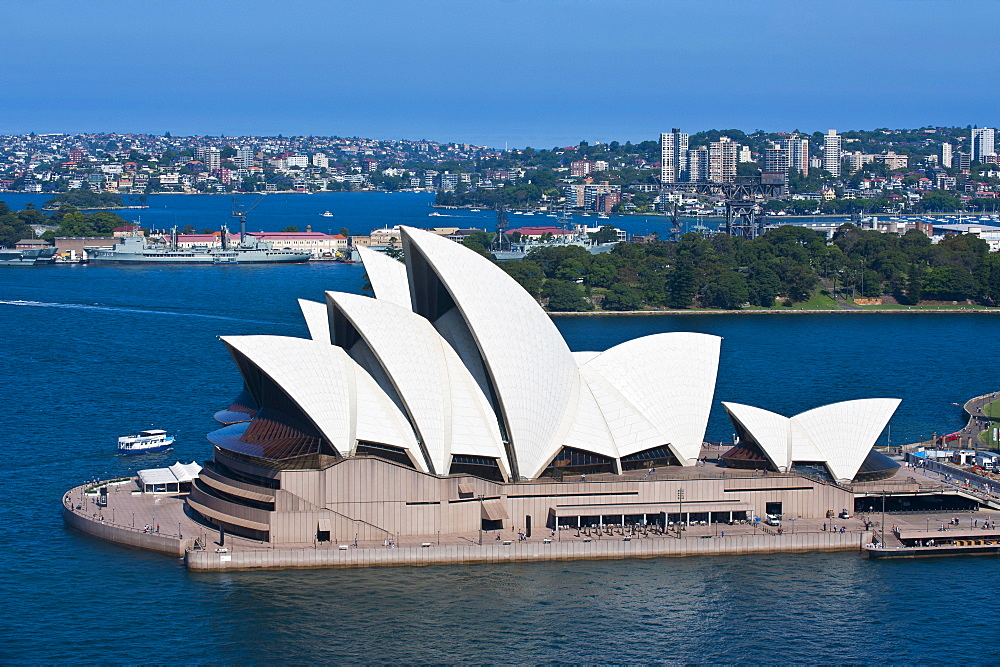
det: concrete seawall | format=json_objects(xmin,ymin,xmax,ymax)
[
  {"xmin": 62, "ymin": 505, "xmax": 190, "ymax": 557},
  {"xmin": 185, "ymin": 531, "xmax": 870, "ymax": 571}
]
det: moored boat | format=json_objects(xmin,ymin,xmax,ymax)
[{"xmin": 118, "ymin": 429, "xmax": 175, "ymax": 454}]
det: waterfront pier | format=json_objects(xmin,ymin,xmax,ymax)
[{"xmin": 64, "ymin": 457, "xmax": 1000, "ymax": 571}]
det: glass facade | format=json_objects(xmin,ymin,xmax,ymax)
[
  {"xmin": 621, "ymin": 445, "xmax": 679, "ymax": 470},
  {"xmin": 543, "ymin": 447, "xmax": 615, "ymax": 477},
  {"xmin": 449, "ymin": 455, "xmax": 504, "ymax": 482},
  {"xmin": 355, "ymin": 441, "xmax": 416, "ymax": 468}
]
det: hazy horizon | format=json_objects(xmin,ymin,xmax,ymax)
[{"xmin": 3, "ymin": 0, "xmax": 998, "ymax": 148}]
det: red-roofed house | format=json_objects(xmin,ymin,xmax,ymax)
[{"xmin": 247, "ymin": 231, "xmax": 348, "ymax": 257}]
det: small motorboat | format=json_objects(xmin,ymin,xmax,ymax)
[
  {"xmin": 320, "ymin": 211, "xmax": 334, "ymax": 217},
  {"xmin": 118, "ymin": 429, "xmax": 175, "ymax": 455}
]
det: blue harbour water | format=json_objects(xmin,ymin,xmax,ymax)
[{"xmin": 3, "ymin": 193, "xmax": 1000, "ymax": 662}]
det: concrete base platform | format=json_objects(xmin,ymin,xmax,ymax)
[{"xmin": 185, "ymin": 531, "xmax": 870, "ymax": 571}]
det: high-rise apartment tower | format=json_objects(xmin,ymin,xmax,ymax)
[
  {"xmin": 823, "ymin": 130, "xmax": 841, "ymax": 177},
  {"xmin": 971, "ymin": 127, "xmax": 996, "ymax": 162},
  {"xmin": 660, "ymin": 129, "xmax": 689, "ymax": 183}
]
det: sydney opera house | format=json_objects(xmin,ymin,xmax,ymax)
[{"xmin": 184, "ymin": 226, "xmax": 901, "ymax": 545}]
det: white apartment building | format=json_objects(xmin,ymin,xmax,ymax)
[
  {"xmin": 235, "ymin": 146, "xmax": 255, "ymax": 168},
  {"xmin": 205, "ymin": 147, "xmax": 221, "ymax": 171},
  {"xmin": 312, "ymin": 152, "xmax": 329, "ymax": 169},
  {"xmin": 823, "ymin": 130, "xmax": 842, "ymax": 176},
  {"xmin": 783, "ymin": 135, "xmax": 809, "ymax": 176},
  {"xmin": 708, "ymin": 136, "xmax": 737, "ymax": 183},
  {"xmin": 941, "ymin": 142, "xmax": 953, "ymax": 168},
  {"xmin": 971, "ymin": 127, "xmax": 995, "ymax": 162},
  {"xmin": 286, "ymin": 155, "xmax": 310, "ymax": 168},
  {"xmin": 660, "ymin": 128, "xmax": 688, "ymax": 183}
]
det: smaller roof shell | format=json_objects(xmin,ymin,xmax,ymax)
[{"xmin": 722, "ymin": 398, "xmax": 901, "ymax": 481}]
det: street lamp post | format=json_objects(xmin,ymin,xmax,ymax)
[
  {"xmin": 881, "ymin": 491, "xmax": 887, "ymax": 545},
  {"xmin": 677, "ymin": 489, "xmax": 685, "ymax": 538}
]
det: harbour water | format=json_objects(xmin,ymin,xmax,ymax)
[
  {"xmin": 3, "ymin": 196, "xmax": 1000, "ymax": 662},
  {"xmin": 2, "ymin": 190, "xmax": 705, "ymax": 238}
]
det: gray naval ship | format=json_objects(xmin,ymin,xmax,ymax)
[
  {"xmin": 0, "ymin": 247, "xmax": 57, "ymax": 267},
  {"xmin": 86, "ymin": 225, "xmax": 311, "ymax": 264}
]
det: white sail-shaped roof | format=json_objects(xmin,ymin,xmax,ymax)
[
  {"xmin": 576, "ymin": 365, "xmax": 665, "ymax": 459},
  {"xmin": 722, "ymin": 398, "xmax": 901, "ymax": 481},
  {"xmin": 297, "ymin": 299, "xmax": 331, "ymax": 343},
  {"xmin": 326, "ymin": 291, "xmax": 508, "ymax": 479},
  {"xmin": 220, "ymin": 335, "xmax": 423, "ymax": 470},
  {"xmin": 793, "ymin": 399, "xmax": 901, "ymax": 481},
  {"xmin": 356, "ymin": 245, "xmax": 412, "ymax": 309},
  {"xmin": 401, "ymin": 226, "xmax": 581, "ymax": 479},
  {"xmin": 584, "ymin": 332, "xmax": 721, "ymax": 464},
  {"xmin": 722, "ymin": 402, "xmax": 793, "ymax": 470}
]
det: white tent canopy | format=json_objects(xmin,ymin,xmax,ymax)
[{"xmin": 138, "ymin": 461, "xmax": 202, "ymax": 492}]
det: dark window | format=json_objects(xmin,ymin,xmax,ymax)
[
  {"xmin": 449, "ymin": 455, "xmax": 505, "ymax": 482},
  {"xmin": 621, "ymin": 445, "xmax": 679, "ymax": 470},
  {"xmin": 543, "ymin": 447, "xmax": 615, "ymax": 477},
  {"xmin": 355, "ymin": 441, "xmax": 415, "ymax": 468},
  {"xmin": 853, "ymin": 449, "xmax": 900, "ymax": 482},
  {"xmin": 790, "ymin": 461, "xmax": 834, "ymax": 482}
]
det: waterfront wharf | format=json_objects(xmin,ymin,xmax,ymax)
[
  {"xmin": 63, "ymin": 461, "xmax": 993, "ymax": 572},
  {"xmin": 63, "ymin": 442, "xmax": 1000, "ymax": 571}
]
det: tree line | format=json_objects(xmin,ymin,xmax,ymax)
[
  {"xmin": 0, "ymin": 200, "xmax": 129, "ymax": 247},
  {"xmin": 491, "ymin": 224, "xmax": 1000, "ymax": 311}
]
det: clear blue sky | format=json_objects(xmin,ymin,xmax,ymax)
[{"xmin": 2, "ymin": 0, "xmax": 997, "ymax": 147}]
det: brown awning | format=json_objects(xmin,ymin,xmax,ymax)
[
  {"xmin": 458, "ymin": 482, "xmax": 476, "ymax": 495},
  {"xmin": 481, "ymin": 498, "xmax": 510, "ymax": 521},
  {"xmin": 318, "ymin": 517, "xmax": 331, "ymax": 532}
]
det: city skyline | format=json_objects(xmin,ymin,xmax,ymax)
[{"xmin": 3, "ymin": 0, "xmax": 1000, "ymax": 147}]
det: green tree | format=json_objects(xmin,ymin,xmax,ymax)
[
  {"xmin": 542, "ymin": 279, "xmax": 590, "ymax": 311},
  {"xmin": 502, "ymin": 260, "xmax": 545, "ymax": 297},
  {"xmin": 701, "ymin": 271, "xmax": 749, "ymax": 309},
  {"xmin": 601, "ymin": 283, "xmax": 644, "ymax": 311},
  {"xmin": 280, "ymin": 226, "xmax": 299, "ymax": 232},
  {"xmin": 746, "ymin": 263, "xmax": 781, "ymax": 307},
  {"xmin": 586, "ymin": 253, "xmax": 619, "ymax": 288},
  {"xmin": 922, "ymin": 267, "xmax": 977, "ymax": 301},
  {"xmin": 462, "ymin": 231, "xmax": 493, "ymax": 254},
  {"xmin": 589, "ymin": 224, "xmax": 619, "ymax": 244}
]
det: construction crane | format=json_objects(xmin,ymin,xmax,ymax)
[{"xmin": 231, "ymin": 194, "xmax": 266, "ymax": 246}]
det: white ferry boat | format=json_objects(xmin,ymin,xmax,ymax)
[{"xmin": 118, "ymin": 429, "xmax": 175, "ymax": 455}]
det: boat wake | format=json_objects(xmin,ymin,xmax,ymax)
[{"xmin": 0, "ymin": 299, "xmax": 290, "ymax": 326}]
